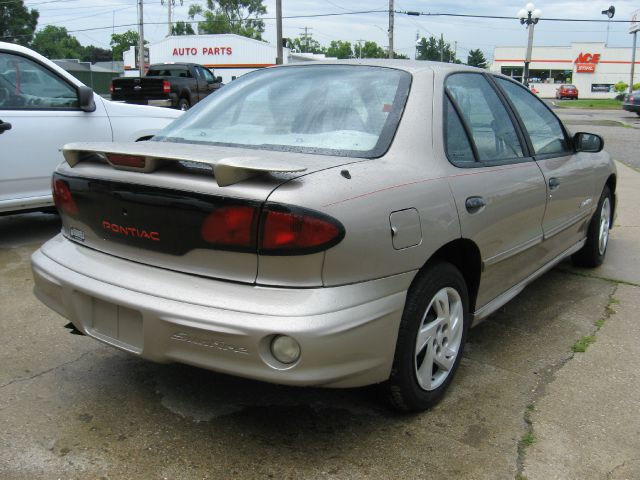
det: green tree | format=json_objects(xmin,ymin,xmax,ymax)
[
  {"xmin": 188, "ymin": 0, "xmax": 266, "ymax": 40},
  {"xmin": 288, "ymin": 34, "xmax": 324, "ymax": 54},
  {"xmin": 354, "ymin": 41, "xmax": 386, "ymax": 59},
  {"xmin": 110, "ymin": 30, "xmax": 146, "ymax": 61},
  {"xmin": 394, "ymin": 52, "xmax": 409, "ymax": 59},
  {"xmin": 172, "ymin": 21, "xmax": 195, "ymax": 35},
  {"xmin": 31, "ymin": 26, "xmax": 84, "ymax": 59},
  {"xmin": 467, "ymin": 48, "xmax": 488, "ymax": 68},
  {"xmin": 416, "ymin": 35, "xmax": 456, "ymax": 62},
  {"xmin": 0, "ymin": 0, "xmax": 39, "ymax": 46},
  {"xmin": 82, "ymin": 46, "xmax": 113, "ymax": 63},
  {"xmin": 325, "ymin": 40, "xmax": 353, "ymax": 59}
]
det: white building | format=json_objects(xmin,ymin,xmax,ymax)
[
  {"xmin": 123, "ymin": 34, "xmax": 291, "ymax": 83},
  {"xmin": 491, "ymin": 42, "xmax": 640, "ymax": 98}
]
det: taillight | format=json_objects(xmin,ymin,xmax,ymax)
[
  {"xmin": 106, "ymin": 153, "xmax": 146, "ymax": 169},
  {"xmin": 109, "ymin": 82, "xmax": 114, "ymax": 94},
  {"xmin": 162, "ymin": 80, "xmax": 170, "ymax": 94},
  {"xmin": 631, "ymin": 95, "xmax": 635, "ymax": 102},
  {"xmin": 199, "ymin": 204, "xmax": 344, "ymax": 255},
  {"xmin": 52, "ymin": 178, "xmax": 78, "ymax": 216},
  {"xmin": 201, "ymin": 205, "xmax": 257, "ymax": 249},
  {"xmin": 260, "ymin": 206, "xmax": 344, "ymax": 255}
]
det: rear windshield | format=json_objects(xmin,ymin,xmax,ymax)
[
  {"xmin": 147, "ymin": 66, "xmax": 190, "ymax": 77},
  {"xmin": 564, "ymin": 85, "xmax": 576, "ymax": 89},
  {"xmin": 153, "ymin": 65, "xmax": 411, "ymax": 158}
]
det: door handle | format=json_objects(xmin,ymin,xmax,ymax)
[
  {"xmin": 465, "ymin": 196, "xmax": 486, "ymax": 214},
  {"xmin": 0, "ymin": 120, "xmax": 12, "ymax": 133},
  {"xmin": 549, "ymin": 177, "xmax": 560, "ymax": 190}
]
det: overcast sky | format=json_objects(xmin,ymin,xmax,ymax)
[{"xmin": 29, "ymin": 0, "xmax": 640, "ymax": 61}]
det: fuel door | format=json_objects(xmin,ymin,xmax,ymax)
[{"xmin": 389, "ymin": 208, "xmax": 422, "ymax": 250}]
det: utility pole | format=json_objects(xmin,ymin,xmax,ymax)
[
  {"xmin": 276, "ymin": 0, "xmax": 283, "ymax": 64},
  {"xmin": 454, "ymin": 41, "xmax": 457, "ymax": 63},
  {"xmin": 137, "ymin": 0, "xmax": 145, "ymax": 75},
  {"xmin": 631, "ymin": 31, "xmax": 637, "ymax": 95},
  {"xmin": 356, "ymin": 39, "xmax": 366, "ymax": 59},
  {"xmin": 299, "ymin": 27, "xmax": 312, "ymax": 53},
  {"xmin": 388, "ymin": 0, "xmax": 394, "ymax": 59},
  {"xmin": 167, "ymin": 0, "xmax": 172, "ymax": 36},
  {"xmin": 440, "ymin": 33, "xmax": 444, "ymax": 62}
]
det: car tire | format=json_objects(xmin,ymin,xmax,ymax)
[
  {"xmin": 572, "ymin": 185, "xmax": 612, "ymax": 268},
  {"xmin": 386, "ymin": 261, "xmax": 469, "ymax": 412},
  {"xmin": 177, "ymin": 98, "xmax": 190, "ymax": 111}
]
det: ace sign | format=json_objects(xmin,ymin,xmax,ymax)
[{"xmin": 575, "ymin": 52, "xmax": 600, "ymax": 73}]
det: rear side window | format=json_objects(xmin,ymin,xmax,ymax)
[
  {"xmin": 445, "ymin": 73, "xmax": 524, "ymax": 162},
  {"xmin": 496, "ymin": 78, "xmax": 570, "ymax": 156},
  {"xmin": 444, "ymin": 97, "xmax": 475, "ymax": 164}
]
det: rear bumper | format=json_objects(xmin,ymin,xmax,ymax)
[
  {"xmin": 623, "ymin": 103, "xmax": 640, "ymax": 113},
  {"xmin": 31, "ymin": 235, "xmax": 413, "ymax": 388},
  {"xmin": 147, "ymin": 99, "xmax": 172, "ymax": 108}
]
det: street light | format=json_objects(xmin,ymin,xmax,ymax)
[{"xmin": 518, "ymin": 3, "xmax": 542, "ymax": 87}]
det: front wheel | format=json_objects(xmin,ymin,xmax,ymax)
[
  {"xmin": 386, "ymin": 261, "xmax": 469, "ymax": 412},
  {"xmin": 572, "ymin": 186, "xmax": 612, "ymax": 267}
]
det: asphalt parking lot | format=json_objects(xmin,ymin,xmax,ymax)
[{"xmin": 1, "ymin": 107, "xmax": 639, "ymax": 479}]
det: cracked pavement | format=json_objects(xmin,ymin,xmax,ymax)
[{"xmin": 1, "ymin": 111, "xmax": 639, "ymax": 479}]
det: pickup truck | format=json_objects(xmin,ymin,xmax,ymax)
[{"xmin": 110, "ymin": 63, "xmax": 223, "ymax": 110}]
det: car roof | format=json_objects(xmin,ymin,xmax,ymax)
[{"xmin": 276, "ymin": 58, "xmax": 485, "ymax": 75}]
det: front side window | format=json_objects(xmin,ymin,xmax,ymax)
[
  {"xmin": 496, "ymin": 77, "xmax": 570, "ymax": 156},
  {"xmin": 154, "ymin": 65, "xmax": 411, "ymax": 158},
  {"xmin": 0, "ymin": 52, "xmax": 78, "ymax": 109},
  {"xmin": 199, "ymin": 67, "xmax": 215, "ymax": 83},
  {"xmin": 445, "ymin": 73, "xmax": 524, "ymax": 162}
]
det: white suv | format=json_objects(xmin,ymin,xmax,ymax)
[{"xmin": 0, "ymin": 42, "xmax": 181, "ymax": 214}]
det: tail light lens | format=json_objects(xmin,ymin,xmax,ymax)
[
  {"xmin": 200, "ymin": 204, "xmax": 344, "ymax": 255},
  {"xmin": 162, "ymin": 80, "xmax": 170, "ymax": 94},
  {"xmin": 631, "ymin": 95, "xmax": 635, "ymax": 102},
  {"xmin": 52, "ymin": 178, "xmax": 78, "ymax": 216},
  {"xmin": 260, "ymin": 206, "xmax": 344, "ymax": 255},
  {"xmin": 109, "ymin": 82, "xmax": 114, "ymax": 94},
  {"xmin": 201, "ymin": 206, "xmax": 257, "ymax": 249}
]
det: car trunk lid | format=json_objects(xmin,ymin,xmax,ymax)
[{"xmin": 55, "ymin": 141, "xmax": 356, "ymax": 284}]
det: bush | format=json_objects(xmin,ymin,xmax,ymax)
[
  {"xmin": 614, "ymin": 81, "xmax": 628, "ymax": 93},
  {"xmin": 634, "ymin": 83, "xmax": 640, "ymax": 91}
]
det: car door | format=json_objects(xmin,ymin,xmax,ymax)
[
  {"xmin": 443, "ymin": 72, "xmax": 548, "ymax": 310},
  {"xmin": 0, "ymin": 50, "xmax": 112, "ymax": 212},
  {"xmin": 195, "ymin": 66, "xmax": 217, "ymax": 100},
  {"xmin": 494, "ymin": 77, "xmax": 595, "ymax": 255}
]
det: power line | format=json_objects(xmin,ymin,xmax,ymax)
[{"xmin": 398, "ymin": 10, "xmax": 636, "ymax": 24}]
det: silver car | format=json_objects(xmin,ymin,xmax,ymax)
[{"xmin": 31, "ymin": 61, "xmax": 616, "ymax": 412}]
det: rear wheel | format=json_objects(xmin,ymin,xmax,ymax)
[
  {"xmin": 572, "ymin": 186, "xmax": 612, "ymax": 267},
  {"xmin": 177, "ymin": 98, "xmax": 190, "ymax": 111},
  {"xmin": 386, "ymin": 261, "xmax": 469, "ymax": 412}
]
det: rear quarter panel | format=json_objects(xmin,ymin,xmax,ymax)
[{"xmin": 264, "ymin": 69, "xmax": 462, "ymax": 287}]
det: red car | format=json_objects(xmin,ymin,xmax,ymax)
[{"xmin": 556, "ymin": 84, "xmax": 579, "ymax": 100}]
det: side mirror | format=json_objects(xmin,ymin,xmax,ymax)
[
  {"xmin": 573, "ymin": 132, "xmax": 603, "ymax": 153},
  {"xmin": 216, "ymin": 76, "xmax": 222, "ymax": 83},
  {"xmin": 78, "ymin": 86, "xmax": 96, "ymax": 112}
]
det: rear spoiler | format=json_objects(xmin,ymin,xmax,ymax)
[{"xmin": 62, "ymin": 142, "xmax": 307, "ymax": 187}]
